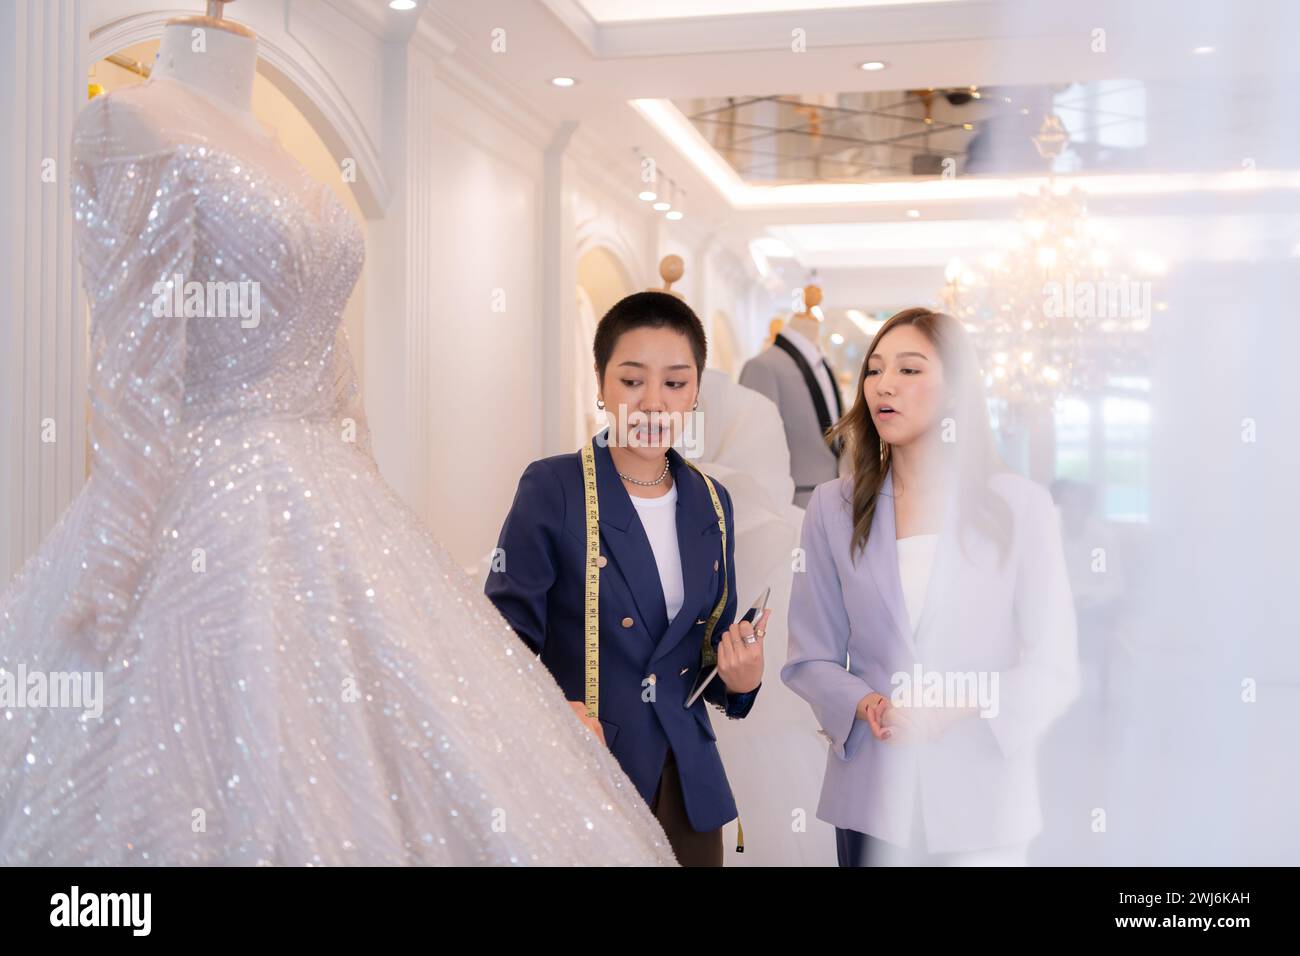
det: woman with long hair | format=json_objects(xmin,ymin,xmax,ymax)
[{"xmin": 781, "ymin": 307, "xmax": 1078, "ymax": 866}]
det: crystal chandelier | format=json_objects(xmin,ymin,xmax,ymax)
[{"xmin": 940, "ymin": 116, "xmax": 1152, "ymax": 405}]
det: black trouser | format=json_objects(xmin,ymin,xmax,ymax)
[
  {"xmin": 837, "ymin": 826, "xmax": 1027, "ymax": 866},
  {"xmin": 650, "ymin": 749, "xmax": 723, "ymax": 867},
  {"xmin": 837, "ymin": 827, "xmax": 882, "ymax": 867}
]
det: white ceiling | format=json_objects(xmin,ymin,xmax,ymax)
[
  {"xmin": 573, "ymin": 0, "xmax": 956, "ymax": 22},
  {"xmin": 422, "ymin": 0, "xmax": 1298, "ymax": 273}
]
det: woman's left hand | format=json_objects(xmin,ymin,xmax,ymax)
[
  {"xmin": 717, "ymin": 608, "xmax": 769, "ymax": 695},
  {"xmin": 882, "ymin": 703, "xmax": 978, "ymax": 743}
]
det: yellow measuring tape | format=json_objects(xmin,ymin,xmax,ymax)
[
  {"xmin": 684, "ymin": 460, "xmax": 728, "ymax": 670},
  {"xmin": 580, "ymin": 440, "xmax": 744, "ymax": 851},
  {"xmin": 581, "ymin": 441, "xmax": 602, "ymax": 720}
]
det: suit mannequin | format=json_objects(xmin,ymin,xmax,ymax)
[{"xmin": 739, "ymin": 285, "xmax": 844, "ymax": 508}]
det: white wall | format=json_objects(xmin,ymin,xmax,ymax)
[{"xmin": 414, "ymin": 67, "xmax": 546, "ymax": 571}]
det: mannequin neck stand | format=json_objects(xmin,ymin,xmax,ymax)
[
  {"xmin": 785, "ymin": 314, "xmax": 822, "ymax": 351},
  {"xmin": 153, "ymin": 22, "xmax": 259, "ymax": 122}
]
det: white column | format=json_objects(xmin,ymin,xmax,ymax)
[
  {"xmin": 693, "ymin": 232, "xmax": 717, "ymax": 336},
  {"xmin": 363, "ymin": 34, "xmax": 451, "ymax": 522},
  {"xmin": 540, "ymin": 122, "xmax": 578, "ymax": 457},
  {"xmin": 0, "ymin": 0, "xmax": 87, "ymax": 584},
  {"xmin": 364, "ymin": 40, "xmax": 414, "ymax": 513}
]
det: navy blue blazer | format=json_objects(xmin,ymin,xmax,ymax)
[{"xmin": 485, "ymin": 432, "xmax": 759, "ymax": 833}]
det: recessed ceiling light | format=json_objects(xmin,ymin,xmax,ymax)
[
  {"xmin": 652, "ymin": 200, "xmax": 671, "ymax": 211},
  {"xmin": 550, "ymin": 76, "xmax": 577, "ymax": 87},
  {"xmin": 638, "ymin": 191, "xmax": 657, "ymax": 202},
  {"xmin": 906, "ymin": 209, "xmax": 921, "ymax": 218},
  {"xmin": 1192, "ymin": 45, "xmax": 1215, "ymax": 54},
  {"xmin": 388, "ymin": 0, "xmax": 416, "ymax": 10},
  {"xmin": 665, "ymin": 210, "xmax": 683, "ymax": 220},
  {"xmin": 859, "ymin": 61, "xmax": 888, "ymax": 72}
]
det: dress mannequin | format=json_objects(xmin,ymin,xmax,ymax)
[{"xmin": 1, "ymin": 0, "xmax": 677, "ymax": 868}]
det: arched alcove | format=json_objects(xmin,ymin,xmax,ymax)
[
  {"xmin": 575, "ymin": 244, "xmax": 637, "ymax": 446},
  {"xmin": 711, "ymin": 309, "xmax": 740, "ymax": 378}
]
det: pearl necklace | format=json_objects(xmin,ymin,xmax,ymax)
[{"xmin": 618, "ymin": 456, "xmax": 670, "ymax": 486}]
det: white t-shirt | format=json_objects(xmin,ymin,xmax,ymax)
[
  {"xmin": 630, "ymin": 483, "xmax": 685, "ymax": 624},
  {"xmin": 896, "ymin": 533, "xmax": 939, "ymax": 635}
]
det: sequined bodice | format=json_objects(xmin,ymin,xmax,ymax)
[
  {"xmin": 184, "ymin": 145, "xmax": 362, "ymax": 423},
  {"xmin": 76, "ymin": 141, "xmax": 365, "ymax": 428},
  {"xmin": 65, "ymin": 84, "xmax": 376, "ymax": 636}
]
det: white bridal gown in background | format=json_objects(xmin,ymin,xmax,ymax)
[
  {"xmin": 0, "ymin": 78, "xmax": 675, "ymax": 866},
  {"xmin": 692, "ymin": 369, "xmax": 839, "ymax": 866}
]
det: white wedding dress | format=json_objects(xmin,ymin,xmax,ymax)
[
  {"xmin": 693, "ymin": 370, "xmax": 838, "ymax": 866},
  {"xmin": 0, "ymin": 79, "xmax": 674, "ymax": 866}
]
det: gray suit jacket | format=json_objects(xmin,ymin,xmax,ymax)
[{"xmin": 739, "ymin": 336, "xmax": 843, "ymax": 508}]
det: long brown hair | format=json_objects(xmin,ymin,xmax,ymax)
[{"xmin": 826, "ymin": 307, "xmax": 1012, "ymax": 565}]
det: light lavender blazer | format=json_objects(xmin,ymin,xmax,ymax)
[{"xmin": 780, "ymin": 470, "xmax": 1078, "ymax": 853}]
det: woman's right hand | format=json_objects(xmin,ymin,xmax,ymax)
[
  {"xmin": 567, "ymin": 700, "xmax": 607, "ymax": 746},
  {"xmin": 857, "ymin": 692, "xmax": 895, "ymax": 741}
]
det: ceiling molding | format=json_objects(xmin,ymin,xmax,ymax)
[
  {"xmin": 428, "ymin": 56, "xmax": 556, "ymax": 153},
  {"xmin": 542, "ymin": 0, "xmax": 1050, "ymax": 59},
  {"xmin": 411, "ymin": 13, "xmax": 459, "ymax": 60},
  {"xmin": 538, "ymin": 0, "xmax": 601, "ymax": 55}
]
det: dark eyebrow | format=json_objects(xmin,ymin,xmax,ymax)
[
  {"xmin": 617, "ymin": 361, "xmax": 693, "ymax": 371},
  {"xmin": 868, "ymin": 351, "xmax": 930, "ymax": 362}
]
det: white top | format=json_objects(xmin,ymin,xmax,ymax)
[
  {"xmin": 896, "ymin": 533, "xmax": 939, "ymax": 635},
  {"xmin": 630, "ymin": 483, "xmax": 685, "ymax": 623},
  {"xmin": 784, "ymin": 325, "xmax": 841, "ymax": 422}
]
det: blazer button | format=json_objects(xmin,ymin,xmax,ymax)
[
  {"xmin": 713, "ymin": 559, "xmax": 719, "ymax": 572},
  {"xmin": 621, "ymin": 616, "xmax": 634, "ymax": 628},
  {"xmin": 597, "ymin": 555, "xmax": 608, "ymax": 568}
]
